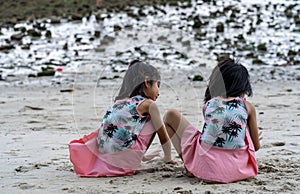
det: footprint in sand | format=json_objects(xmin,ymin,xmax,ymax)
[{"xmin": 14, "ymin": 182, "xmax": 35, "ymax": 190}]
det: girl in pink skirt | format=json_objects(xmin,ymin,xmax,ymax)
[
  {"xmin": 69, "ymin": 60, "xmax": 175, "ymax": 177},
  {"xmin": 164, "ymin": 58, "xmax": 262, "ymax": 183}
]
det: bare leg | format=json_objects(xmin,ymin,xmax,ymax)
[
  {"xmin": 163, "ymin": 109, "xmax": 191, "ymax": 158},
  {"xmin": 164, "ymin": 109, "xmax": 194, "ymax": 177}
]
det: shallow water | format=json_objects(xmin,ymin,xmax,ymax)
[{"xmin": 0, "ymin": 0, "xmax": 299, "ymax": 85}]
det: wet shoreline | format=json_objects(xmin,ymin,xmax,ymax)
[{"xmin": 0, "ymin": 0, "xmax": 300, "ymax": 85}]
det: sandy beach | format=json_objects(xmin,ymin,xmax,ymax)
[
  {"xmin": 1, "ymin": 0, "xmax": 300, "ymax": 193},
  {"xmin": 1, "ymin": 68, "xmax": 299, "ymax": 193}
]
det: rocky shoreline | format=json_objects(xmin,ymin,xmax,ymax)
[
  {"xmin": 0, "ymin": 0, "xmax": 185, "ymax": 26},
  {"xmin": 0, "ymin": 0, "xmax": 300, "ymax": 85}
]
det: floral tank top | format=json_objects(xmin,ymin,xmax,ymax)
[
  {"xmin": 97, "ymin": 96, "xmax": 149, "ymax": 153},
  {"xmin": 200, "ymin": 97, "xmax": 248, "ymax": 148}
]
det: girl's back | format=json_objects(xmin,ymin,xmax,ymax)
[
  {"xmin": 97, "ymin": 96, "xmax": 148, "ymax": 153},
  {"xmin": 164, "ymin": 58, "xmax": 262, "ymax": 183},
  {"xmin": 200, "ymin": 96, "xmax": 248, "ymax": 149}
]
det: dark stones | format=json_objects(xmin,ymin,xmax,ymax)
[{"xmin": 216, "ymin": 22, "xmax": 224, "ymax": 32}]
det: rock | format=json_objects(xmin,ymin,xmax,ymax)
[
  {"xmin": 138, "ymin": 8, "xmax": 147, "ymax": 17},
  {"xmin": 257, "ymin": 43, "xmax": 267, "ymax": 51},
  {"xmin": 181, "ymin": 40, "xmax": 191, "ymax": 47},
  {"xmin": 247, "ymin": 27, "xmax": 256, "ymax": 35},
  {"xmin": 189, "ymin": 74, "xmax": 204, "ymax": 81},
  {"xmin": 95, "ymin": 47, "xmax": 105, "ymax": 52},
  {"xmin": 94, "ymin": 30, "xmax": 101, "ymax": 38},
  {"xmin": 14, "ymin": 26, "xmax": 26, "ymax": 33},
  {"xmin": 45, "ymin": 30, "xmax": 52, "ymax": 38},
  {"xmin": 63, "ymin": 42, "xmax": 68, "ymax": 50},
  {"xmin": 6, "ymin": 18, "xmax": 18, "ymax": 25},
  {"xmin": 50, "ymin": 17, "xmax": 61, "ymax": 24},
  {"xmin": 175, "ymin": 51, "xmax": 188, "ymax": 59},
  {"xmin": 0, "ymin": 44, "xmax": 15, "ymax": 52},
  {"xmin": 193, "ymin": 15, "xmax": 205, "ymax": 28},
  {"xmin": 21, "ymin": 44, "xmax": 31, "ymax": 50},
  {"xmin": 71, "ymin": 13, "xmax": 83, "ymax": 21},
  {"xmin": 294, "ymin": 16, "xmax": 300, "ymax": 25},
  {"xmin": 11, "ymin": 33, "xmax": 24, "ymax": 41},
  {"xmin": 235, "ymin": 34, "xmax": 245, "ymax": 41},
  {"xmin": 216, "ymin": 22, "xmax": 224, "ymax": 32},
  {"xmin": 288, "ymin": 50, "xmax": 299, "ymax": 57},
  {"xmin": 157, "ymin": 35, "xmax": 167, "ymax": 41},
  {"xmin": 194, "ymin": 31, "xmax": 207, "ymax": 40},
  {"xmin": 37, "ymin": 66, "xmax": 55, "ymax": 77},
  {"xmin": 245, "ymin": 52, "xmax": 255, "ymax": 58},
  {"xmin": 27, "ymin": 29, "xmax": 42, "ymax": 37},
  {"xmin": 101, "ymin": 35, "xmax": 115, "ymax": 45},
  {"xmin": 174, "ymin": 187, "xmax": 183, "ymax": 191},
  {"xmin": 75, "ymin": 37, "xmax": 82, "ymax": 43},
  {"xmin": 253, "ymin": 58, "xmax": 265, "ymax": 65},
  {"xmin": 113, "ymin": 25, "xmax": 122, "ymax": 32},
  {"xmin": 33, "ymin": 22, "xmax": 47, "ymax": 31}
]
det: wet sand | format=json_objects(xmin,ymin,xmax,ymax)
[{"xmin": 1, "ymin": 69, "xmax": 299, "ymax": 193}]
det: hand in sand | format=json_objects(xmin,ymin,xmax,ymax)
[{"xmin": 142, "ymin": 150, "xmax": 161, "ymax": 161}]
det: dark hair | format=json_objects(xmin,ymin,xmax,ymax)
[
  {"xmin": 204, "ymin": 58, "xmax": 253, "ymax": 103},
  {"xmin": 115, "ymin": 60, "xmax": 161, "ymax": 101}
]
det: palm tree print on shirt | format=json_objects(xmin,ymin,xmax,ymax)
[
  {"xmin": 213, "ymin": 137, "xmax": 226, "ymax": 147},
  {"xmin": 204, "ymin": 97, "xmax": 247, "ymax": 148},
  {"xmin": 103, "ymin": 111, "xmax": 112, "ymax": 119},
  {"xmin": 213, "ymin": 106, "xmax": 225, "ymax": 114},
  {"xmin": 226, "ymin": 99, "xmax": 242, "ymax": 109},
  {"xmin": 222, "ymin": 121, "xmax": 242, "ymax": 142},
  {"xmin": 98, "ymin": 95, "xmax": 148, "ymax": 153},
  {"xmin": 104, "ymin": 124, "xmax": 118, "ymax": 138}
]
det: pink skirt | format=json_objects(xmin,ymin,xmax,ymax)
[
  {"xmin": 181, "ymin": 125, "xmax": 258, "ymax": 183},
  {"xmin": 69, "ymin": 121, "xmax": 155, "ymax": 177}
]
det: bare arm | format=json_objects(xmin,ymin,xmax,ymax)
[
  {"xmin": 138, "ymin": 99, "xmax": 173, "ymax": 162},
  {"xmin": 245, "ymin": 101, "xmax": 261, "ymax": 151}
]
